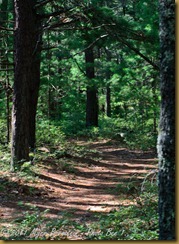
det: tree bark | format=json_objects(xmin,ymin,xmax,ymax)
[
  {"xmin": 85, "ymin": 47, "xmax": 98, "ymax": 127},
  {"xmin": 106, "ymin": 85, "xmax": 111, "ymax": 117},
  {"xmin": 11, "ymin": 0, "xmax": 39, "ymax": 169},
  {"xmin": 28, "ymin": 17, "xmax": 42, "ymax": 150},
  {"xmin": 157, "ymin": 0, "xmax": 175, "ymax": 240},
  {"xmin": 105, "ymin": 48, "xmax": 112, "ymax": 117},
  {"xmin": 29, "ymin": 50, "xmax": 41, "ymax": 150}
]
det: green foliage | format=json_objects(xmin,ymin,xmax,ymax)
[
  {"xmin": 36, "ymin": 120, "xmax": 66, "ymax": 146},
  {"xmin": 0, "ymin": 144, "xmax": 11, "ymax": 171},
  {"xmin": 0, "ymin": 205, "xmax": 78, "ymax": 240},
  {"xmin": 20, "ymin": 161, "xmax": 33, "ymax": 172},
  {"xmin": 0, "ymin": 207, "xmax": 49, "ymax": 240},
  {"xmin": 0, "ymin": 118, "xmax": 7, "ymax": 144},
  {"xmin": 64, "ymin": 115, "xmax": 157, "ymax": 150},
  {"xmin": 14, "ymin": 161, "xmax": 39, "ymax": 183},
  {"xmin": 56, "ymin": 159, "xmax": 78, "ymax": 174}
]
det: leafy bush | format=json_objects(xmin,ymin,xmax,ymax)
[
  {"xmin": 36, "ymin": 120, "xmax": 66, "ymax": 146},
  {"xmin": 60, "ymin": 112, "xmax": 86, "ymax": 136}
]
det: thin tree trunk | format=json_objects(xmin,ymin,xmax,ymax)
[
  {"xmin": 105, "ymin": 49, "xmax": 112, "ymax": 117},
  {"xmin": 6, "ymin": 68, "xmax": 10, "ymax": 143},
  {"xmin": 101, "ymin": 89, "xmax": 105, "ymax": 114},
  {"xmin": 157, "ymin": 0, "xmax": 175, "ymax": 240},
  {"xmin": 106, "ymin": 84, "xmax": 111, "ymax": 117},
  {"xmin": 85, "ymin": 47, "xmax": 98, "ymax": 127}
]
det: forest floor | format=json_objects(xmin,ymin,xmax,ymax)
[{"xmin": 0, "ymin": 139, "xmax": 158, "ymax": 240}]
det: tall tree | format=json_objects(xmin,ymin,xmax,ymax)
[
  {"xmin": 11, "ymin": 0, "xmax": 40, "ymax": 169},
  {"xmin": 157, "ymin": 0, "xmax": 175, "ymax": 240},
  {"xmin": 85, "ymin": 47, "xmax": 98, "ymax": 127}
]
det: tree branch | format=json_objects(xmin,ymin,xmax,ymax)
[
  {"xmin": 71, "ymin": 34, "xmax": 109, "ymax": 58},
  {"xmin": 35, "ymin": 0, "xmax": 55, "ymax": 9},
  {"xmin": 0, "ymin": 62, "xmax": 14, "ymax": 66},
  {"xmin": 103, "ymin": 26, "xmax": 159, "ymax": 70},
  {"xmin": 119, "ymin": 38, "xmax": 159, "ymax": 70},
  {"xmin": 0, "ymin": 69, "xmax": 14, "ymax": 71},
  {"xmin": 0, "ymin": 26, "xmax": 14, "ymax": 32},
  {"xmin": 43, "ymin": 18, "xmax": 78, "ymax": 31},
  {"xmin": 38, "ymin": 7, "xmax": 73, "ymax": 19},
  {"xmin": 72, "ymin": 57, "xmax": 86, "ymax": 76}
]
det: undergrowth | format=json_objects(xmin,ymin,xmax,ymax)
[
  {"xmin": 83, "ymin": 181, "xmax": 158, "ymax": 240},
  {"xmin": 60, "ymin": 116, "xmax": 157, "ymax": 150}
]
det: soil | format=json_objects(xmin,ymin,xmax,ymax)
[{"xmin": 0, "ymin": 139, "xmax": 158, "ymax": 240}]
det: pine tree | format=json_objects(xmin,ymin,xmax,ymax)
[
  {"xmin": 11, "ymin": 0, "xmax": 40, "ymax": 169},
  {"xmin": 157, "ymin": 0, "xmax": 175, "ymax": 240}
]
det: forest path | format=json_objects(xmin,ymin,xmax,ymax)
[{"xmin": 0, "ymin": 139, "xmax": 157, "ymax": 239}]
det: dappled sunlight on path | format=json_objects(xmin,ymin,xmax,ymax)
[{"xmin": 0, "ymin": 139, "xmax": 158, "ymax": 223}]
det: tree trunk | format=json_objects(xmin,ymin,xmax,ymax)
[
  {"xmin": 6, "ymin": 69, "xmax": 11, "ymax": 143},
  {"xmin": 152, "ymin": 75, "xmax": 158, "ymax": 135},
  {"xmin": 157, "ymin": 0, "xmax": 175, "ymax": 240},
  {"xmin": 106, "ymin": 85, "xmax": 111, "ymax": 117},
  {"xmin": 29, "ymin": 51, "xmax": 41, "ymax": 150},
  {"xmin": 28, "ymin": 18, "xmax": 42, "ymax": 150},
  {"xmin": 105, "ymin": 49, "xmax": 112, "ymax": 117},
  {"xmin": 11, "ymin": 0, "xmax": 39, "ymax": 169},
  {"xmin": 85, "ymin": 47, "xmax": 98, "ymax": 127}
]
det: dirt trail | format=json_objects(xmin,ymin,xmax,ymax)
[{"xmin": 0, "ymin": 139, "xmax": 158, "ymax": 231}]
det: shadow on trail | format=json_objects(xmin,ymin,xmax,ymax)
[
  {"xmin": 0, "ymin": 140, "xmax": 158, "ymax": 224},
  {"xmin": 0, "ymin": 176, "xmax": 51, "ymax": 220},
  {"xmin": 69, "ymin": 154, "xmax": 157, "ymax": 169}
]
